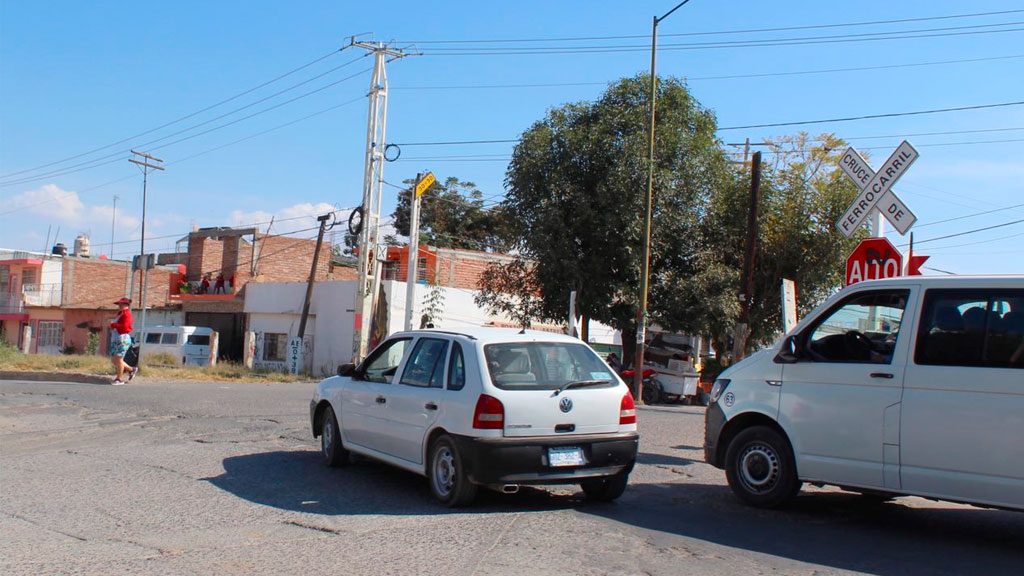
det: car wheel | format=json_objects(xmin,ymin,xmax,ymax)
[
  {"xmin": 320, "ymin": 406, "xmax": 349, "ymax": 468},
  {"xmin": 641, "ymin": 380, "xmax": 661, "ymax": 405},
  {"xmin": 581, "ymin": 471, "xmax": 629, "ymax": 502},
  {"xmin": 428, "ymin": 435, "xmax": 477, "ymax": 507},
  {"xmin": 724, "ymin": 426, "xmax": 800, "ymax": 508}
]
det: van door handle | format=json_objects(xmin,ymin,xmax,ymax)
[
  {"xmin": 376, "ymin": 396, "xmax": 387, "ymax": 404},
  {"xmin": 425, "ymin": 402, "xmax": 438, "ymax": 411},
  {"xmin": 870, "ymin": 372, "xmax": 894, "ymax": 379}
]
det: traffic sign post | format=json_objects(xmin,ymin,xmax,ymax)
[
  {"xmin": 837, "ymin": 141, "xmax": 918, "ymax": 237},
  {"xmin": 845, "ymin": 238, "xmax": 903, "ymax": 286}
]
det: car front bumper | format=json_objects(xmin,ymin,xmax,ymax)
[
  {"xmin": 451, "ymin": 431, "xmax": 639, "ymax": 486},
  {"xmin": 704, "ymin": 402, "xmax": 727, "ymax": 468}
]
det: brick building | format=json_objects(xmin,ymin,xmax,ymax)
[
  {"xmin": 172, "ymin": 227, "xmax": 334, "ymax": 360},
  {"xmin": 0, "ymin": 248, "xmax": 179, "ymax": 355},
  {"xmin": 382, "ymin": 245, "xmax": 515, "ymax": 290}
]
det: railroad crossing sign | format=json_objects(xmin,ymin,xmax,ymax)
[
  {"xmin": 837, "ymin": 141, "xmax": 918, "ymax": 237},
  {"xmin": 846, "ymin": 237, "xmax": 903, "ymax": 286}
]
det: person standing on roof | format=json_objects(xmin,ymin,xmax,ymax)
[{"xmin": 109, "ymin": 297, "xmax": 137, "ymax": 385}]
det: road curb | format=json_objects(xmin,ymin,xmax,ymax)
[{"xmin": 0, "ymin": 371, "xmax": 112, "ymax": 385}]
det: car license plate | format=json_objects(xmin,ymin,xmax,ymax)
[{"xmin": 548, "ymin": 446, "xmax": 584, "ymax": 467}]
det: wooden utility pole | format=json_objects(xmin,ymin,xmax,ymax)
[
  {"xmin": 298, "ymin": 213, "xmax": 332, "ymax": 340},
  {"xmin": 732, "ymin": 151, "xmax": 762, "ymax": 361}
]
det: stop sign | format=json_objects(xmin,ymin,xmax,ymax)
[{"xmin": 846, "ymin": 238, "xmax": 902, "ymax": 286}]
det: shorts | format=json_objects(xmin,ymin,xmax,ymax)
[{"xmin": 111, "ymin": 334, "xmax": 132, "ymax": 358}]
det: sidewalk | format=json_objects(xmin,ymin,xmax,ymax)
[{"xmin": 0, "ymin": 370, "xmax": 112, "ymax": 384}]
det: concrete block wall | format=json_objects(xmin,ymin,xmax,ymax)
[{"xmin": 435, "ymin": 248, "xmax": 515, "ymax": 290}]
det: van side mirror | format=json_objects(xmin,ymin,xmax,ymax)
[
  {"xmin": 775, "ymin": 336, "xmax": 800, "ymax": 364},
  {"xmin": 337, "ymin": 363, "xmax": 356, "ymax": 377}
]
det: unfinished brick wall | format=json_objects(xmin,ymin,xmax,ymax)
[
  {"xmin": 241, "ymin": 235, "xmax": 330, "ymax": 284},
  {"xmin": 434, "ymin": 248, "xmax": 515, "ymax": 290},
  {"xmin": 62, "ymin": 257, "xmax": 174, "ymax": 310}
]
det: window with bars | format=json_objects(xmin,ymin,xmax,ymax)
[
  {"xmin": 264, "ymin": 333, "xmax": 287, "ymax": 362},
  {"xmin": 37, "ymin": 321, "xmax": 63, "ymax": 348}
]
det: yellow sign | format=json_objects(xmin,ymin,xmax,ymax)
[{"xmin": 415, "ymin": 172, "xmax": 436, "ymax": 198}]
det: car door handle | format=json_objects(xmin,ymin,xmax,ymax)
[
  {"xmin": 870, "ymin": 372, "xmax": 894, "ymax": 379},
  {"xmin": 376, "ymin": 396, "xmax": 387, "ymax": 404},
  {"xmin": 425, "ymin": 402, "xmax": 438, "ymax": 411}
]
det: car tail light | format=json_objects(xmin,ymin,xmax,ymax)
[
  {"xmin": 620, "ymin": 393, "xmax": 637, "ymax": 425},
  {"xmin": 473, "ymin": 394, "xmax": 505, "ymax": 429}
]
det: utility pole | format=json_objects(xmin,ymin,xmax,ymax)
[
  {"xmin": 349, "ymin": 38, "xmax": 411, "ymax": 362},
  {"xmin": 635, "ymin": 0, "xmax": 694, "ymax": 403},
  {"xmin": 298, "ymin": 213, "xmax": 332, "ymax": 340},
  {"xmin": 732, "ymin": 151, "xmax": 762, "ymax": 362},
  {"xmin": 110, "ymin": 195, "xmax": 119, "ymax": 258},
  {"xmin": 404, "ymin": 173, "xmax": 424, "ymax": 331},
  {"xmin": 129, "ymin": 150, "xmax": 164, "ymax": 354}
]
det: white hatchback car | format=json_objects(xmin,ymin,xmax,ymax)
[{"xmin": 310, "ymin": 328, "xmax": 639, "ymax": 507}]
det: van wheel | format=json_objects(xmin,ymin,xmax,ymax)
[
  {"xmin": 581, "ymin": 472, "xmax": 629, "ymax": 502},
  {"xmin": 320, "ymin": 406, "xmax": 349, "ymax": 467},
  {"xmin": 725, "ymin": 426, "xmax": 800, "ymax": 508},
  {"xmin": 428, "ymin": 435, "xmax": 477, "ymax": 507}
]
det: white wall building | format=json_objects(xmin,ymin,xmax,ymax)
[{"xmin": 244, "ymin": 279, "xmax": 620, "ymax": 377}]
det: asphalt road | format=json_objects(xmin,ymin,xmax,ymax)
[{"xmin": 2, "ymin": 378, "xmax": 1023, "ymax": 576}]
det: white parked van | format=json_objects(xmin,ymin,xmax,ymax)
[
  {"xmin": 137, "ymin": 326, "xmax": 218, "ymax": 366},
  {"xmin": 705, "ymin": 275, "xmax": 1024, "ymax": 510}
]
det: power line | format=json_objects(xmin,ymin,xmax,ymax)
[
  {"xmin": 0, "ymin": 48, "xmax": 349, "ymax": 181},
  {"xmin": 421, "ymin": 25, "xmax": 1024, "ymax": 56},
  {"xmin": 399, "ymin": 9, "xmax": 1024, "ymax": 43},
  {"xmin": 0, "ymin": 97, "xmax": 366, "ymax": 217},
  {"xmin": 393, "ymin": 53, "xmax": 1024, "ymax": 90},
  {"xmin": 904, "ymin": 217, "xmax": 1024, "ymax": 247},
  {"xmin": 0, "ymin": 61, "xmax": 371, "ymax": 188},
  {"xmin": 718, "ymin": 100, "xmax": 1024, "ymax": 131}
]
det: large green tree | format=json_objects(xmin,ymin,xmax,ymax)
[
  {"xmin": 392, "ymin": 176, "xmax": 514, "ymax": 252},
  {"xmin": 501, "ymin": 74, "xmax": 734, "ymax": 359}
]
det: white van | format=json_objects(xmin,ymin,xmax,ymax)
[
  {"xmin": 137, "ymin": 326, "xmax": 218, "ymax": 366},
  {"xmin": 705, "ymin": 275, "xmax": 1024, "ymax": 510}
]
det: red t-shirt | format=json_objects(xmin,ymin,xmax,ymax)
[{"xmin": 111, "ymin": 308, "xmax": 133, "ymax": 335}]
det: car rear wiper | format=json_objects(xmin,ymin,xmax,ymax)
[{"xmin": 553, "ymin": 379, "xmax": 610, "ymax": 396}]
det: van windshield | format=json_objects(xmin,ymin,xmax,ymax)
[
  {"xmin": 484, "ymin": 342, "xmax": 616, "ymax": 390},
  {"xmin": 187, "ymin": 335, "xmax": 210, "ymax": 345}
]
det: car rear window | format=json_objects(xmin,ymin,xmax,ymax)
[{"xmin": 483, "ymin": 342, "xmax": 616, "ymax": 390}]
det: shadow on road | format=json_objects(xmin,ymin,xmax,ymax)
[
  {"xmin": 586, "ymin": 482, "xmax": 1024, "ymax": 576},
  {"xmin": 204, "ymin": 449, "xmax": 585, "ymax": 516}
]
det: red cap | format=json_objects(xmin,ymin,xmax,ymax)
[{"xmin": 115, "ymin": 297, "xmax": 131, "ymax": 305}]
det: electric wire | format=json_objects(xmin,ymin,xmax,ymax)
[
  {"xmin": 398, "ymin": 9, "xmax": 1024, "ymax": 44},
  {"xmin": 718, "ymin": 100, "xmax": 1024, "ymax": 131},
  {"xmin": 0, "ymin": 48, "xmax": 350, "ymax": 181}
]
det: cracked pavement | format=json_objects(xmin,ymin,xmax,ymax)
[{"xmin": 2, "ymin": 379, "xmax": 1023, "ymax": 575}]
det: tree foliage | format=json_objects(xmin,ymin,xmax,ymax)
[
  {"xmin": 392, "ymin": 176, "xmax": 514, "ymax": 252},
  {"xmin": 474, "ymin": 258, "xmax": 550, "ymax": 330},
  {"xmin": 503, "ymin": 74, "xmax": 732, "ymax": 348},
  {"xmin": 693, "ymin": 134, "xmax": 865, "ymax": 349}
]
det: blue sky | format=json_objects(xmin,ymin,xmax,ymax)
[{"xmin": 2, "ymin": 1, "xmax": 1023, "ymax": 275}]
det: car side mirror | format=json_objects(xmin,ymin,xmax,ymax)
[
  {"xmin": 337, "ymin": 363, "xmax": 356, "ymax": 377},
  {"xmin": 775, "ymin": 335, "xmax": 800, "ymax": 364}
]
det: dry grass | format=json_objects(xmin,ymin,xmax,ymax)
[{"xmin": 0, "ymin": 342, "xmax": 309, "ymax": 383}]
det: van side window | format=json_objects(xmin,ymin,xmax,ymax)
[
  {"xmin": 145, "ymin": 333, "xmax": 161, "ymax": 344},
  {"xmin": 915, "ymin": 289, "xmax": 1024, "ymax": 369},
  {"xmin": 160, "ymin": 333, "xmax": 178, "ymax": 345},
  {"xmin": 447, "ymin": 342, "xmax": 465, "ymax": 391},
  {"xmin": 804, "ymin": 290, "xmax": 908, "ymax": 364},
  {"xmin": 186, "ymin": 334, "xmax": 210, "ymax": 345}
]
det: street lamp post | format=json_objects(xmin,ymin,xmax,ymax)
[{"xmin": 634, "ymin": 0, "xmax": 693, "ymax": 403}]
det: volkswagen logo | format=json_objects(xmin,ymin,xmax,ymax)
[{"xmin": 559, "ymin": 397, "xmax": 573, "ymax": 413}]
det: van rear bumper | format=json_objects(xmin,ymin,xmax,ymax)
[{"xmin": 451, "ymin": 432, "xmax": 639, "ymax": 485}]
